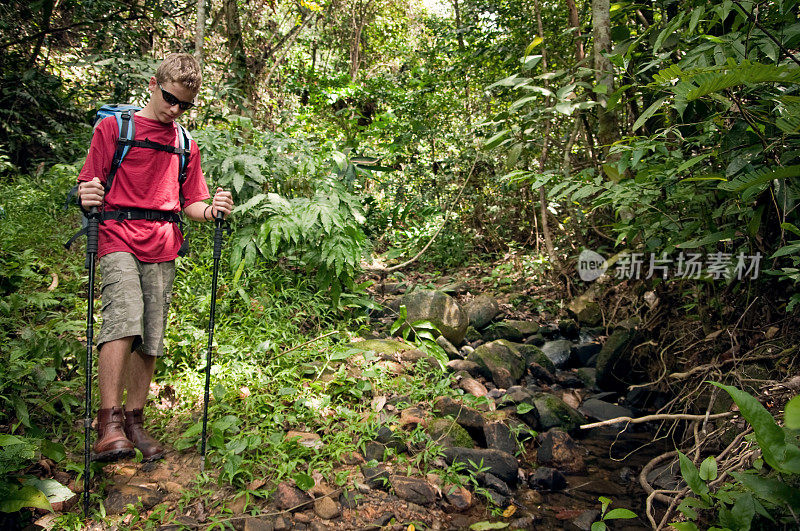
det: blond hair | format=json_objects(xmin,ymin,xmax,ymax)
[{"xmin": 155, "ymin": 53, "xmax": 202, "ymax": 94}]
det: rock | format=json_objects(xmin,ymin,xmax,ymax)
[
  {"xmin": 514, "ymin": 343, "xmax": 554, "ymax": 371},
  {"xmin": 309, "ymin": 522, "xmax": 328, "ymax": 531},
  {"xmin": 524, "ymin": 333, "xmax": 546, "ymax": 346},
  {"xmin": 568, "ymin": 291, "xmax": 602, "ymax": 327},
  {"xmin": 400, "ymin": 290, "xmax": 468, "ymax": 345},
  {"xmin": 533, "ymin": 393, "xmax": 587, "ymax": 433},
  {"xmin": 436, "ymin": 336, "xmax": 462, "ymax": 360},
  {"xmin": 571, "ymin": 509, "xmax": 601, "ymax": 531},
  {"xmin": 595, "ymin": 330, "xmax": 636, "ymax": 391},
  {"xmin": 505, "ymin": 320, "xmax": 540, "ymax": 336},
  {"xmin": 104, "ymin": 485, "xmax": 164, "ymax": 515},
  {"xmin": 446, "ymin": 359, "xmax": 480, "ymax": 375},
  {"xmin": 275, "ymin": 482, "xmax": 313, "ymax": 512},
  {"xmin": 578, "ymin": 398, "xmax": 633, "ymax": 422},
  {"xmin": 528, "ymin": 362, "xmax": 556, "ymax": 385},
  {"xmin": 528, "ymin": 467, "xmax": 567, "ymax": 491},
  {"xmin": 572, "ymin": 341, "xmax": 602, "ymax": 367},
  {"xmin": 313, "ymin": 496, "xmax": 340, "ymax": 520},
  {"xmin": 339, "ymin": 489, "xmax": 361, "ymax": 509},
  {"xmin": 390, "ymin": 475, "xmax": 436, "ymax": 505},
  {"xmin": 274, "ymin": 516, "xmax": 289, "ymax": 530},
  {"xmin": 351, "ymin": 338, "xmax": 415, "ymax": 356},
  {"xmin": 467, "ymin": 340, "xmax": 527, "ymax": 387},
  {"xmin": 558, "ymin": 319, "xmax": 580, "ymax": 339},
  {"xmin": 439, "ymin": 281, "xmax": 469, "ymax": 295},
  {"xmin": 482, "ymin": 321, "xmax": 525, "ymax": 342},
  {"xmin": 442, "ymin": 448, "xmax": 518, "ymax": 485},
  {"xmin": 376, "ymin": 425, "xmax": 406, "ymax": 452},
  {"xmin": 461, "ymin": 345, "xmax": 475, "ymax": 356},
  {"xmin": 466, "ymin": 294, "xmax": 500, "ymax": 329},
  {"xmin": 541, "ymin": 324, "xmax": 560, "ymax": 339},
  {"xmin": 458, "ymin": 377, "xmax": 488, "ymax": 397},
  {"xmin": 285, "ymin": 430, "xmax": 323, "ymax": 450},
  {"xmin": 244, "ymin": 517, "xmax": 274, "ymax": 531},
  {"xmin": 427, "ymin": 418, "xmax": 475, "ymax": 448},
  {"xmin": 576, "ymin": 368, "xmax": 598, "ymax": 389},
  {"xmin": 364, "ymin": 441, "xmax": 388, "ymax": 462},
  {"xmin": 433, "ymin": 396, "xmax": 486, "ymax": 429},
  {"xmin": 360, "ymin": 464, "xmax": 391, "ymax": 490},
  {"xmin": 483, "ymin": 488, "xmax": 508, "ymax": 507},
  {"xmin": 555, "ymin": 370, "xmax": 584, "ymax": 388},
  {"xmin": 536, "ymin": 429, "xmax": 586, "ymax": 474},
  {"xmin": 541, "ymin": 340, "xmax": 574, "ymax": 369},
  {"xmin": 478, "ymin": 472, "xmax": 511, "ymax": 495},
  {"xmin": 483, "ymin": 422, "xmax": 517, "ymax": 455},
  {"xmin": 465, "ymin": 326, "xmax": 483, "ymax": 342},
  {"xmin": 371, "ymin": 512, "xmax": 395, "ymax": 527},
  {"xmin": 399, "ymin": 406, "xmax": 429, "ymax": 426},
  {"xmin": 443, "ymin": 485, "xmax": 472, "ymax": 511},
  {"xmin": 493, "ymin": 367, "xmax": 514, "ymax": 389},
  {"xmin": 626, "ymin": 387, "xmax": 670, "ymax": 411},
  {"xmin": 380, "ymin": 282, "xmax": 408, "ymax": 295},
  {"xmin": 294, "ymin": 511, "xmax": 312, "ymax": 523}
]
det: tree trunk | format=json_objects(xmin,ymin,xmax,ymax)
[
  {"xmin": 451, "ymin": 0, "xmax": 471, "ymax": 121},
  {"xmin": 533, "ymin": 0, "xmax": 559, "ymax": 269},
  {"xmin": 194, "ymin": 0, "xmax": 207, "ymax": 62},
  {"xmin": 566, "ymin": 0, "xmax": 585, "ymax": 63},
  {"xmin": 592, "ymin": 0, "xmax": 619, "ymax": 157},
  {"xmin": 28, "ymin": 0, "xmax": 54, "ymax": 68},
  {"xmin": 349, "ymin": 0, "xmax": 374, "ymax": 80},
  {"xmin": 224, "ymin": 0, "xmax": 251, "ymax": 106}
]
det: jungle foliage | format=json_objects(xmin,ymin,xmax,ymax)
[{"xmin": 1, "ymin": 0, "xmax": 799, "ymax": 526}]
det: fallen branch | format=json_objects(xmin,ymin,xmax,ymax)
[
  {"xmin": 279, "ymin": 330, "xmax": 340, "ymax": 357},
  {"xmin": 668, "ymin": 347, "xmax": 795, "ymax": 381},
  {"xmin": 580, "ymin": 411, "xmax": 733, "ymax": 430}
]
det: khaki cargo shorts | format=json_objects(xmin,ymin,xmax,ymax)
[{"xmin": 96, "ymin": 252, "xmax": 176, "ymax": 357}]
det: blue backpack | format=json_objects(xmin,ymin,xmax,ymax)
[{"xmin": 66, "ymin": 104, "xmax": 194, "ymax": 255}]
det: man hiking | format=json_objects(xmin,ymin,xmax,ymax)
[{"xmin": 77, "ymin": 53, "xmax": 233, "ymax": 462}]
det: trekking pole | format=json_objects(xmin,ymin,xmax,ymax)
[
  {"xmin": 200, "ymin": 210, "xmax": 226, "ymax": 472},
  {"xmin": 83, "ymin": 207, "xmax": 100, "ymax": 517}
]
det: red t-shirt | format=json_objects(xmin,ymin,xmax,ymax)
[{"xmin": 78, "ymin": 114, "xmax": 210, "ymax": 262}]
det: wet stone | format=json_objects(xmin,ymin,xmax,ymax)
[
  {"xmin": 483, "ymin": 422, "xmax": 517, "ymax": 455},
  {"xmin": 313, "ymin": 496, "xmax": 341, "ymax": 520},
  {"xmin": 390, "ymin": 475, "xmax": 436, "ymax": 506},
  {"xmin": 528, "ymin": 467, "xmax": 567, "ymax": 491},
  {"xmin": 442, "ymin": 448, "xmax": 518, "ymax": 485},
  {"xmin": 364, "ymin": 440, "xmax": 388, "ymax": 462},
  {"xmin": 571, "ymin": 509, "xmax": 601, "ymax": 531},
  {"xmin": 478, "ymin": 472, "xmax": 511, "ymax": 495},
  {"xmin": 536, "ymin": 429, "xmax": 586, "ymax": 474},
  {"xmin": 275, "ymin": 481, "xmax": 313, "ymax": 512},
  {"xmin": 579, "ymin": 398, "xmax": 633, "ymax": 422}
]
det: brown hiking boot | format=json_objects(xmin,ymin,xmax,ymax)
[
  {"xmin": 124, "ymin": 408, "xmax": 165, "ymax": 462},
  {"xmin": 93, "ymin": 407, "xmax": 135, "ymax": 462}
]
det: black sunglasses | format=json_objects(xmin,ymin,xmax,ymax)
[{"xmin": 158, "ymin": 83, "xmax": 195, "ymax": 110}]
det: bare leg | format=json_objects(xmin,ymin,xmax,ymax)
[
  {"xmin": 98, "ymin": 337, "xmax": 134, "ymax": 409},
  {"xmin": 124, "ymin": 350, "xmax": 156, "ymax": 411}
]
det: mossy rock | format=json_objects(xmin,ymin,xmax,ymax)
[
  {"xmin": 400, "ymin": 290, "xmax": 468, "ymax": 345},
  {"xmin": 533, "ymin": 393, "xmax": 587, "ymax": 434},
  {"xmin": 426, "ymin": 418, "xmax": 475, "ymax": 448},
  {"xmin": 595, "ymin": 330, "xmax": 636, "ymax": 391},
  {"xmin": 466, "ymin": 340, "xmax": 526, "ymax": 385},
  {"xmin": 352, "ymin": 339, "xmax": 416, "ymax": 356},
  {"xmin": 513, "ymin": 343, "xmax": 555, "ymax": 374},
  {"xmin": 482, "ymin": 321, "xmax": 525, "ymax": 342},
  {"xmin": 466, "ymin": 294, "xmax": 500, "ymax": 329}
]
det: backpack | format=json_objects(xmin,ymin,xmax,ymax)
[{"xmin": 66, "ymin": 104, "xmax": 193, "ymax": 256}]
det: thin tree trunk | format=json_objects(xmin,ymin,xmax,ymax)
[
  {"xmin": 567, "ymin": 0, "xmax": 585, "ymax": 63},
  {"xmin": 592, "ymin": 0, "xmax": 619, "ymax": 157},
  {"xmin": 224, "ymin": 0, "xmax": 251, "ymax": 105},
  {"xmin": 194, "ymin": 0, "xmax": 207, "ymax": 62},
  {"xmin": 534, "ymin": 0, "xmax": 559, "ymax": 269},
  {"xmin": 28, "ymin": 0, "xmax": 54, "ymax": 68},
  {"xmin": 452, "ymin": 0, "xmax": 471, "ymax": 121}
]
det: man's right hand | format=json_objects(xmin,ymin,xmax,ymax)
[{"xmin": 78, "ymin": 177, "xmax": 105, "ymax": 209}]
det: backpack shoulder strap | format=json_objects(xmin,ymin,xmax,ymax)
[
  {"xmin": 175, "ymin": 122, "xmax": 193, "ymax": 208},
  {"xmin": 105, "ymin": 109, "xmax": 136, "ymax": 194}
]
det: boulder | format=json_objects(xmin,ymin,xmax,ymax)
[
  {"xmin": 514, "ymin": 343, "xmax": 555, "ymax": 373},
  {"xmin": 541, "ymin": 340, "xmax": 574, "ymax": 369},
  {"xmin": 466, "ymin": 294, "xmax": 500, "ymax": 329},
  {"xmin": 568, "ymin": 291, "xmax": 602, "ymax": 327},
  {"xmin": 578, "ymin": 398, "xmax": 633, "ymax": 422},
  {"xmin": 572, "ymin": 341, "xmax": 602, "ymax": 367},
  {"xmin": 313, "ymin": 496, "xmax": 341, "ymax": 520},
  {"xmin": 533, "ymin": 393, "xmax": 587, "ymax": 433},
  {"xmin": 360, "ymin": 465, "xmax": 391, "ymax": 490},
  {"xmin": 427, "ymin": 418, "xmax": 475, "ymax": 448},
  {"xmin": 400, "ymin": 290, "xmax": 468, "ymax": 345},
  {"xmin": 104, "ymin": 485, "xmax": 164, "ymax": 515},
  {"xmin": 483, "ymin": 422, "xmax": 517, "ymax": 455},
  {"xmin": 528, "ymin": 467, "xmax": 567, "ymax": 491},
  {"xmin": 389, "ymin": 476, "xmax": 436, "ymax": 506},
  {"xmin": 433, "ymin": 397, "xmax": 486, "ymax": 429},
  {"xmin": 595, "ymin": 330, "xmax": 636, "ymax": 391},
  {"xmin": 536, "ymin": 429, "xmax": 586, "ymax": 474},
  {"xmin": 351, "ymin": 338, "xmax": 415, "ymax": 357},
  {"xmin": 467, "ymin": 340, "xmax": 527, "ymax": 387},
  {"xmin": 482, "ymin": 321, "xmax": 525, "ymax": 342},
  {"xmin": 436, "ymin": 335, "xmax": 461, "ymax": 360},
  {"xmin": 458, "ymin": 377, "xmax": 488, "ymax": 397},
  {"xmin": 442, "ymin": 448, "xmax": 518, "ymax": 485},
  {"xmin": 557, "ymin": 318, "xmax": 580, "ymax": 339},
  {"xmin": 444, "ymin": 485, "xmax": 472, "ymax": 511},
  {"xmin": 275, "ymin": 482, "xmax": 313, "ymax": 512},
  {"xmin": 446, "ymin": 359, "xmax": 480, "ymax": 375}
]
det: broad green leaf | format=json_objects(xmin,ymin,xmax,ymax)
[
  {"xmin": 677, "ymin": 229, "xmax": 736, "ymax": 249},
  {"xmin": 785, "ymin": 396, "xmax": 800, "ymax": 430},
  {"xmin": 676, "ymin": 153, "xmax": 712, "ymax": 175},
  {"xmin": 669, "ymin": 523, "xmax": 700, "ymax": 531},
  {"xmin": 469, "ymin": 522, "xmax": 509, "ymax": 531},
  {"xmin": 604, "ymin": 508, "xmax": 637, "ymax": 520},
  {"xmin": 40, "ymin": 440, "xmax": 66, "ymax": 462},
  {"xmin": 591, "ymin": 522, "xmax": 607, "ymax": 531},
  {"xmin": 22, "ymin": 478, "xmax": 75, "ymax": 506},
  {"xmin": 730, "ymin": 470, "xmax": 800, "ymax": 508},
  {"xmin": 699, "ymin": 456, "xmax": 717, "ymax": 481},
  {"xmin": 516, "ymin": 403, "xmax": 534, "ymax": 415},
  {"xmin": 770, "ymin": 242, "xmax": 800, "ymax": 259},
  {"xmin": 711, "ymin": 382, "xmax": 800, "ymax": 474},
  {"xmin": 678, "ymin": 451, "xmax": 708, "ymax": 497},
  {"xmin": 632, "ymin": 97, "xmax": 667, "ymax": 131},
  {"xmin": 293, "ymin": 472, "xmax": 315, "ymax": 491},
  {"xmin": 0, "ymin": 485, "xmax": 52, "ymax": 512},
  {"xmin": 525, "ymin": 37, "xmax": 543, "ymax": 55},
  {"xmin": 484, "ymin": 130, "xmax": 511, "ymax": 150},
  {"xmin": 782, "ymin": 223, "xmax": 800, "ymax": 237}
]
